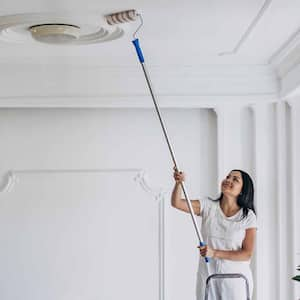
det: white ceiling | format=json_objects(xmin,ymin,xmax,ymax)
[
  {"xmin": 0, "ymin": 0, "xmax": 299, "ymax": 65},
  {"xmin": 0, "ymin": 0, "xmax": 299, "ymax": 107}
]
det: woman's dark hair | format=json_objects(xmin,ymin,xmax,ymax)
[{"xmin": 216, "ymin": 169, "xmax": 256, "ymax": 219}]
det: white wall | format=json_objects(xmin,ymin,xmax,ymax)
[
  {"xmin": 0, "ymin": 102, "xmax": 299, "ymax": 300},
  {"xmin": 0, "ymin": 108, "xmax": 216, "ymax": 300},
  {"xmin": 288, "ymin": 98, "xmax": 300, "ymax": 299}
]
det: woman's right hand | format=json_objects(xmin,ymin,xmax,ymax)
[
  {"xmin": 173, "ymin": 169, "xmax": 185, "ymax": 183},
  {"xmin": 171, "ymin": 168, "xmax": 200, "ymax": 215}
]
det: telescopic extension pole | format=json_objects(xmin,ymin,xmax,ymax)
[
  {"xmin": 104, "ymin": 9, "xmax": 210, "ymax": 263},
  {"xmin": 132, "ymin": 38, "xmax": 209, "ymax": 263}
]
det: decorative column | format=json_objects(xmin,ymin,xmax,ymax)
[
  {"xmin": 252, "ymin": 103, "xmax": 278, "ymax": 300},
  {"xmin": 287, "ymin": 97, "xmax": 300, "ymax": 299},
  {"xmin": 214, "ymin": 105, "xmax": 254, "ymax": 183},
  {"xmin": 276, "ymin": 100, "xmax": 292, "ymax": 300}
]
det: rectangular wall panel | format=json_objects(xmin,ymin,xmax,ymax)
[
  {"xmin": 0, "ymin": 108, "xmax": 217, "ymax": 300},
  {"xmin": 0, "ymin": 172, "xmax": 159, "ymax": 300}
]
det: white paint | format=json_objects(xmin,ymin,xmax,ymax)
[
  {"xmin": 287, "ymin": 98, "xmax": 300, "ymax": 299},
  {"xmin": 275, "ymin": 101, "xmax": 291, "ymax": 300},
  {"xmin": 0, "ymin": 12, "xmax": 125, "ymax": 45},
  {"xmin": 280, "ymin": 61, "xmax": 300, "ymax": 98},
  {"xmin": 0, "ymin": 100, "xmax": 297, "ymax": 300},
  {"xmin": 252, "ymin": 103, "xmax": 278, "ymax": 300},
  {"xmin": 0, "ymin": 63, "xmax": 278, "ymax": 107},
  {"xmin": 0, "ymin": 2, "xmax": 299, "ymax": 299},
  {"xmin": 219, "ymin": 0, "xmax": 273, "ymax": 56},
  {"xmin": 0, "ymin": 108, "xmax": 216, "ymax": 300},
  {"xmin": 0, "ymin": 0, "xmax": 299, "ymax": 65},
  {"xmin": 215, "ymin": 106, "xmax": 243, "ymax": 182},
  {"xmin": 0, "ymin": 171, "xmax": 159, "ymax": 300}
]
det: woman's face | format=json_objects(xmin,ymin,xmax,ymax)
[{"xmin": 221, "ymin": 170, "xmax": 243, "ymax": 198}]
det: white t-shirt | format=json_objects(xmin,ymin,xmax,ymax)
[
  {"xmin": 196, "ymin": 197, "xmax": 257, "ymax": 300},
  {"xmin": 199, "ymin": 197, "xmax": 257, "ymax": 252}
]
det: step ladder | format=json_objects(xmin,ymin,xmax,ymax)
[{"xmin": 204, "ymin": 273, "xmax": 250, "ymax": 300}]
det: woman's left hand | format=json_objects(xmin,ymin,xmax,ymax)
[{"xmin": 198, "ymin": 245, "xmax": 215, "ymax": 258}]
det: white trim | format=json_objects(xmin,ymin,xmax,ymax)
[
  {"xmin": 280, "ymin": 63, "xmax": 300, "ymax": 98},
  {"xmin": 213, "ymin": 105, "xmax": 245, "ymax": 182},
  {"xmin": 0, "ymin": 94, "xmax": 279, "ymax": 108},
  {"xmin": 269, "ymin": 27, "xmax": 300, "ymax": 68},
  {"xmin": 213, "ymin": 107, "xmax": 225, "ymax": 184},
  {"xmin": 286, "ymin": 101, "xmax": 298, "ymax": 299},
  {"xmin": 286, "ymin": 97, "xmax": 300, "ymax": 107},
  {"xmin": 252, "ymin": 103, "xmax": 270, "ymax": 300},
  {"xmin": 134, "ymin": 170, "xmax": 167, "ymax": 300},
  {"xmin": 0, "ymin": 167, "xmax": 167, "ymax": 299},
  {"xmin": 0, "ymin": 168, "xmax": 143, "ymax": 192},
  {"xmin": 158, "ymin": 197, "xmax": 166, "ymax": 300},
  {"xmin": 275, "ymin": 101, "xmax": 291, "ymax": 299},
  {"xmin": 219, "ymin": 0, "xmax": 273, "ymax": 56},
  {"xmin": 0, "ymin": 63, "xmax": 278, "ymax": 108},
  {"xmin": 0, "ymin": 168, "xmax": 167, "ymax": 298}
]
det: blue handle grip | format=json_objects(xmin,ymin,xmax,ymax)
[
  {"xmin": 200, "ymin": 241, "xmax": 210, "ymax": 263},
  {"xmin": 132, "ymin": 38, "xmax": 145, "ymax": 63}
]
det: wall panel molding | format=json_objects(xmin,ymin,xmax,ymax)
[
  {"xmin": 252, "ymin": 103, "xmax": 277, "ymax": 300},
  {"xmin": 0, "ymin": 168, "xmax": 144, "ymax": 192},
  {"xmin": 0, "ymin": 167, "xmax": 167, "ymax": 300},
  {"xmin": 214, "ymin": 105, "xmax": 245, "ymax": 183},
  {"xmin": 275, "ymin": 101, "xmax": 293, "ymax": 299},
  {"xmin": 286, "ymin": 100, "xmax": 300, "ymax": 299}
]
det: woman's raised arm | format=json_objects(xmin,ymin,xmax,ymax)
[{"xmin": 171, "ymin": 170, "xmax": 201, "ymax": 216}]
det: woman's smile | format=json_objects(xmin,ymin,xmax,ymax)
[{"xmin": 222, "ymin": 182, "xmax": 233, "ymax": 189}]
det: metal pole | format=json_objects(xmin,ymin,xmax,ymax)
[
  {"xmin": 139, "ymin": 62, "xmax": 204, "ymax": 244},
  {"xmin": 132, "ymin": 39, "xmax": 210, "ymax": 264}
]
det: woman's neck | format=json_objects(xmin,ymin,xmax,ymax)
[{"xmin": 220, "ymin": 195, "xmax": 240, "ymax": 217}]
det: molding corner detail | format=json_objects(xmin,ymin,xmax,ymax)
[
  {"xmin": 0, "ymin": 171, "xmax": 17, "ymax": 192},
  {"xmin": 134, "ymin": 170, "xmax": 167, "ymax": 202},
  {"xmin": 0, "ymin": 169, "xmax": 167, "ymax": 201}
]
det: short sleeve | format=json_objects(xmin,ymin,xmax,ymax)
[
  {"xmin": 244, "ymin": 210, "xmax": 257, "ymax": 229},
  {"xmin": 198, "ymin": 197, "xmax": 213, "ymax": 217}
]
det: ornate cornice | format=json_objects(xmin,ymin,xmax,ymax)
[
  {"xmin": 0, "ymin": 64, "xmax": 278, "ymax": 108},
  {"xmin": 269, "ymin": 27, "xmax": 300, "ymax": 77}
]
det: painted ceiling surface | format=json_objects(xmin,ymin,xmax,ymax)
[
  {"xmin": 0, "ymin": 0, "xmax": 299, "ymax": 106},
  {"xmin": 0, "ymin": 0, "xmax": 299, "ymax": 66}
]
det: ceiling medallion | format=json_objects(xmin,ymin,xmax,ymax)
[{"xmin": 0, "ymin": 12, "xmax": 125, "ymax": 45}]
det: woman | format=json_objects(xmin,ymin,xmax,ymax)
[{"xmin": 171, "ymin": 169, "xmax": 257, "ymax": 300}]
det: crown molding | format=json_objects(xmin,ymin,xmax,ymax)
[
  {"xmin": 286, "ymin": 97, "xmax": 300, "ymax": 108},
  {"xmin": 279, "ymin": 62, "xmax": 300, "ymax": 99},
  {"xmin": 0, "ymin": 63, "xmax": 278, "ymax": 107},
  {"xmin": 269, "ymin": 27, "xmax": 300, "ymax": 75},
  {"xmin": 0, "ymin": 94, "xmax": 279, "ymax": 108},
  {"xmin": 219, "ymin": 0, "xmax": 272, "ymax": 56},
  {"xmin": 267, "ymin": 26, "xmax": 300, "ymax": 99}
]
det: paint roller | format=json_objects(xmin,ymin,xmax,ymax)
[{"xmin": 105, "ymin": 10, "xmax": 210, "ymax": 263}]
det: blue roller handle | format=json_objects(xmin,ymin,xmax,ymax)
[
  {"xmin": 200, "ymin": 241, "xmax": 211, "ymax": 263},
  {"xmin": 132, "ymin": 39, "xmax": 145, "ymax": 63}
]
